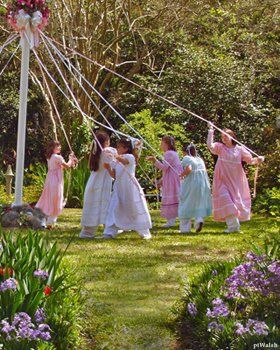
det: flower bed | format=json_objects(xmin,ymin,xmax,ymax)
[
  {"xmin": 176, "ymin": 236, "xmax": 280, "ymax": 349},
  {"xmin": 0, "ymin": 229, "xmax": 83, "ymax": 350}
]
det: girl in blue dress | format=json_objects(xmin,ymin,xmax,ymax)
[{"xmin": 179, "ymin": 144, "xmax": 212, "ymax": 233}]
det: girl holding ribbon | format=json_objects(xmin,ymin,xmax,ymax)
[
  {"xmin": 80, "ymin": 132, "xmax": 117, "ymax": 238},
  {"xmin": 207, "ymin": 123, "xmax": 264, "ymax": 233},
  {"xmin": 179, "ymin": 143, "xmax": 212, "ymax": 233},
  {"xmin": 36, "ymin": 140, "xmax": 77, "ymax": 229},
  {"xmin": 147, "ymin": 136, "xmax": 182, "ymax": 227},
  {"xmin": 103, "ymin": 138, "xmax": 152, "ymax": 239}
]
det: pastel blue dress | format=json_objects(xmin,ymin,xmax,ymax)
[{"xmin": 179, "ymin": 156, "xmax": 212, "ymax": 220}]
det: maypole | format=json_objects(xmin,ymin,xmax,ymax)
[
  {"xmin": 14, "ymin": 32, "xmax": 30, "ymax": 205},
  {"xmin": 6, "ymin": 1, "xmax": 50, "ymax": 205}
]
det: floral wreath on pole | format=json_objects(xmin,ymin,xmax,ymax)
[{"xmin": 6, "ymin": 0, "xmax": 50, "ymax": 48}]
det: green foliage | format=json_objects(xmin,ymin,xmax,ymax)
[
  {"xmin": 0, "ymin": 230, "xmax": 83, "ymax": 349},
  {"xmin": 0, "ymin": 184, "xmax": 42, "ymax": 205},
  {"xmin": 64, "ymin": 158, "xmax": 90, "ymax": 208},
  {"xmin": 176, "ymin": 236, "xmax": 280, "ymax": 349},
  {"xmin": 253, "ymin": 187, "xmax": 280, "ymax": 217}
]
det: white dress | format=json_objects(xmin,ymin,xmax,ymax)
[
  {"xmin": 81, "ymin": 147, "xmax": 117, "ymax": 228},
  {"xmin": 105, "ymin": 154, "xmax": 152, "ymax": 235}
]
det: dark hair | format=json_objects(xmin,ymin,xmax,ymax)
[
  {"xmin": 162, "ymin": 135, "xmax": 176, "ymax": 151},
  {"xmin": 117, "ymin": 138, "xmax": 139, "ymax": 163},
  {"xmin": 89, "ymin": 131, "xmax": 110, "ymax": 171},
  {"xmin": 223, "ymin": 129, "xmax": 237, "ymax": 146},
  {"xmin": 182, "ymin": 144, "xmax": 188, "ymax": 153},
  {"xmin": 46, "ymin": 140, "xmax": 61, "ymax": 159},
  {"xmin": 182, "ymin": 143, "xmax": 197, "ymax": 157}
]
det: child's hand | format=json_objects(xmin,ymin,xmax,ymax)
[
  {"xmin": 134, "ymin": 140, "xmax": 143, "ymax": 148},
  {"xmin": 69, "ymin": 153, "xmax": 78, "ymax": 168},
  {"xmin": 103, "ymin": 163, "xmax": 110, "ymax": 170},
  {"xmin": 179, "ymin": 173, "xmax": 185, "ymax": 180},
  {"xmin": 104, "ymin": 150, "xmax": 114, "ymax": 158},
  {"xmin": 146, "ymin": 156, "xmax": 156, "ymax": 163},
  {"xmin": 155, "ymin": 180, "xmax": 162, "ymax": 189},
  {"xmin": 208, "ymin": 122, "xmax": 214, "ymax": 129},
  {"xmin": 257, "ymin": 156, "xmax": 265, "ymax": 164}
]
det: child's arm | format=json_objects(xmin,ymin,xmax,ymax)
[
  {"xmin": 115, "ymin": 155, "xmax": 130, "ymax": 165},
  {"xmin": 180, "ymin": 165, "xmax": 192, "ymax": 179},
  {"xmin": 104, "ymin": 163, "xmax": 116, "ymax": 179},
  {"xmin": 146, "ymin": 155, "xmax": 170, "ymax": 171},
  {"xmin": 61, "ymin": 160, "xmax": 72, "ymax": 169}
]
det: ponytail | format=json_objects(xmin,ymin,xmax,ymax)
[{"xmin": 89, "ymin": 131, "xmax": 110, "ymax": 171}]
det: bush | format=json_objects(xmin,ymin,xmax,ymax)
[
  {"xmin": 176, "ymin": 236, "xmax": 280, "ymax": 349},
  {"xmin": 253, "ymin": 186, "xmax": 280, "ymax": 217},
  {"xmin": 0, "ymin": 230, "xmax": 83, "ymax": 350},
  {"xmin": 0, "ymin": 184, "xmax": 42, "ymax": 205}
]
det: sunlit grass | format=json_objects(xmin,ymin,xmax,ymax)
[{"xmin": 49, "ymin": 209, "xmax": 277, "ymax": 350}]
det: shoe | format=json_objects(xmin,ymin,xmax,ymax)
[
  {"xmin": 98, "ymin": 234, "xmax": 115, "ymax": 239},
  {"xmin": 162, "ymin": 219, "xmax": 176, "ymax": 228},
  {"xmin": 179, "ymin": 230, "xmax": 190, "ymax": 234},
  {"xmin": 195, "ymin": 222, "xmax": 204, "ymax": 233},
  {"xmin": 79, "ymin": 231, "xmax": 94, "ymax": 239},
  {"xmin": 224, "ymin": 226, "xmax": 240, "ymax": 233},
  {"xmin": 142, "ymin": 235, "xmax": 152, "ymax": 240}
]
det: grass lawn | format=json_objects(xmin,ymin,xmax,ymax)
[{"xmin": 50, "ymin": 209, "xmax": 278, "ymax": 350}]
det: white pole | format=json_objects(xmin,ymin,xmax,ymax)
[{"xmin": 14, "ymin": 34, "xmax": 30, "ymax": 206}]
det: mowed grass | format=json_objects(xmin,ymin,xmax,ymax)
[{"xmin": 50, "ymin": 209, "xmax": 278, "ymax": 350}]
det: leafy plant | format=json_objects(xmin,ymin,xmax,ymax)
[
  {"xmin": 0, "ymin": 230, "xmax": 83, "ymax": 349},
  {"xmin": 176, "ymin": 236, "xmax": 280, "ymax": 349}
]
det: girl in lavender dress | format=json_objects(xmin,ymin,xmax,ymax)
[
  {"xmin": 147, "ymin": 136, "xmax": 182, "ymax": 227},
  {"xmin": 36, "ymin": 141, "xmax": 77, "ymax": 228}
]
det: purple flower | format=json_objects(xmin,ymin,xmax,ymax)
[
  {"xmin": 212, "ymin": 270, "xmax": 218, "ymax": 276},
  {"xmin": 34, "ymin": 269, "xmax": 49, "ymax": 280},
  {"xmin": 268, "ymin": 261, "xmax": 280, "ymax": 277},
  {"xmin": 0, "ymin": 312, "xmax": 52, "ymax": 342},
  {"xmin": 187, "ymin": 302, "xmax": 197, "ymax": 317},
  {"xmin": 1, "ymin": 320, "xmax": 15, "ymax": 334},
  {"xmin": 0, "ymin": 278, "xmax": 17, "ymax": 292},
  {"xmin": 246, "ymin": 252, "xmax": 266, "ymax": 263},
  {"xmin": 247, "ymin": 319, "xmax": 269, "ymax": 336},
  {"xmin": 35, "ymin": 308, "xmax": 46, "ymax": 323},
  {"xmin": 208, "ymin": 321, "xmax": 224, "ymax": 333},
  {"xmin": 224, "ymin": 257, "xmax": 275, "ymax": 299},
  {"xmin": 206, "ymin": 298, "xmax": 229, "ymax": 318},
  {"xmin": 235, "ymin": 322, "xmax": 249, "ymax": 336}
]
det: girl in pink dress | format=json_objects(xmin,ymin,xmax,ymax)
[
  {"xmin": 147, "ymin": 136, "xmax": 183, "ymax": 227},
  {"xmin": 207, "ymin": 124, "xmax": 264, "ymax": 232},
  {"xmin": 36, "ymin": 141, "xmax": 76, "ymax": 228}
]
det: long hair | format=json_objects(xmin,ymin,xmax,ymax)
[
  {"xmin": 162, "ymin": 135, "xmax": 176, "ymax": 151},
  {"xmin": 117, "ymin": 138, "xmax": 140, "ymax": 164},
  {"xmin": 89, "ymin": 131, "xmax": 110, "ymax": 171},
  {"xmin": 183, "ymin": 143, "xmax": 197, "ymax": 157},
  {"xmin": 46, "ymin": 140, "xmax": 61, "ymax": 160},
  {"xmin": 223, "ymin": 129, "xmax": 237, "ymax": 146}
]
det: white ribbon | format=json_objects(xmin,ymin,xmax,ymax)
[{"xmin": 16, "ymin": 9, "xmax": 43, "ymax": 49}]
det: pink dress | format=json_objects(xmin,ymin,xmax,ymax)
[
  {"xmin": 155, "ymin": 150, "xmax": 183, "ymax": 219},
  {"xmin": 36, "ymin": 154, "xmax": 65, "ymax": 218},
  {"xmin": 207, "ymin": 129, "xmax": 254, "ymax": 222}
]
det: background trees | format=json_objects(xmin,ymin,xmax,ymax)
[{"xmin": 0, "ymin": 0, "xmax": 279, "ymax": 191}]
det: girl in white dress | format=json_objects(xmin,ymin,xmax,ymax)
[
  {"xmin": 103, "ymin": 138, "xmax": 152, "ymax": 239},
  {"xmin": 79, "ymin": 131, "xmax": 117, "ymax": 238}
]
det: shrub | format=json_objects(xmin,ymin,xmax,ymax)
[
  {"xmin": 0, "ymin": 230, "xmax": 83, "ymax": 350},
  {"xmin": 253, "ymin": 186, "xmax": 280, "ymax": 217},
  {"xmin": 176, "ymin": 236, "xmax": 280, "ymax": 349}
]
